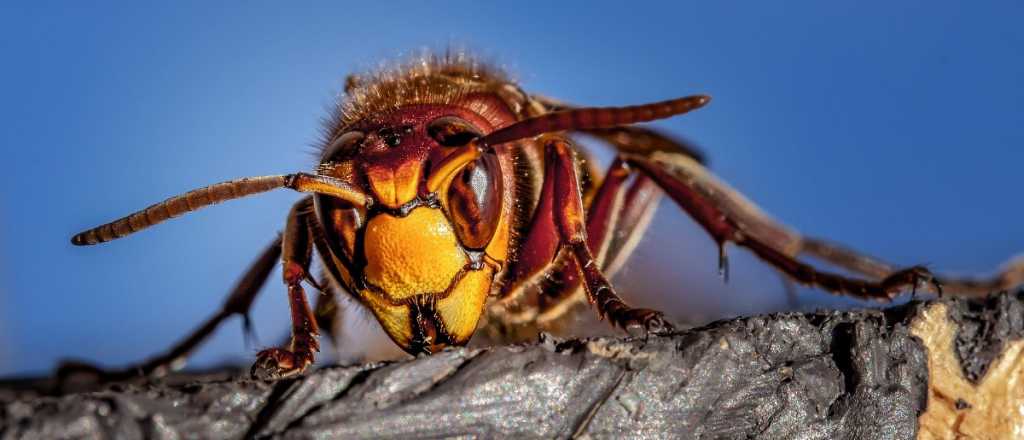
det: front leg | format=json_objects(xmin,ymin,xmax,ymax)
[
  {"xmin": 501, "ymin": 137, "xmax": 672, "ymax": 334},
  {"xmin": 533, "ymin": 158, "xmax": 663, "ymax": 324},
  {"xmin": 251, "ymin": 198, "xmax": 320, "ymax": 380}
]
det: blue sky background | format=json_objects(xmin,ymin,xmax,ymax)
[{"xmin": 1, "ymin": 2, "xmax": 1021, "ymax": 377}]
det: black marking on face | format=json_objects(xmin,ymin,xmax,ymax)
[{"xmin": 407, "ymin": 299, "xmax": 456, "ymax": 355}]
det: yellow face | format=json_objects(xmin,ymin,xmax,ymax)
[
  {"xmin": 315, "ymin": 106, "xmax": 513, "ymax": 355},
  {"xmin": 358, "ymin": 206, "xmax": 495, "ymax": 353}
]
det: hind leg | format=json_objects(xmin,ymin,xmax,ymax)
[{"xmin": 622, "ymin": 151, "xmax": 1022, "ymax": 301}]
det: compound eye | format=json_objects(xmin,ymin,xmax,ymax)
[
  {"xmin": 322, "ymin": 131, "xmax": 365, "ymax": 161},
  {"xmin": 447, "ymin": 154, "xmax": 502, "ymax": 249},
  {"xmin": 428, "ymin": 116, "xmax": 482, "ymax": 147}
]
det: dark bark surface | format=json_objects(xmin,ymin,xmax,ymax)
[{"xmin": 2, "ymin": 292, "xmax": 1021, "ymax": 439}]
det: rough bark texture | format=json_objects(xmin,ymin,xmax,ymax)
[{"xmin": 2, "ymin": 291, "xmax": 1021, "ymax": 439}]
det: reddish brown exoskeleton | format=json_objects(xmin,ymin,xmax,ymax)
[{"xmin": 69, "ymin": 53, "xmax": 1024, "ymax": 380}]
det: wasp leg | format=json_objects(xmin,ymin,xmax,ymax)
[
  {"xmin": 265, "ymin": 274, "xmax": 337, "ymax": 358},
  {"xmin": 797, "ymin": 237, "xmax": 1024, "ymax": 298},
  {"xmin": 57, "ymin": 236, "xmax": 281, "ymax": 384},
  {"xmin": 501, "ymin": 138, "xmax": 672, "ymax": 334},
  {"xmin": 312, "ymin": 274, "xmax": 340, "ymax": 342},
  {"xmin": 251, "ymin": 198, "xmax": 321, "ymax": 380},
  {"xmin": 624, "ymin": 150, "xmax": 985, "ymax": 301},
  {"xmin": 534, "ymin": 159, "xmax": 663, "ymax": 324},
  {"xmin": 795, "ymin": 237, "xmax": 892, "ymax": 279}
]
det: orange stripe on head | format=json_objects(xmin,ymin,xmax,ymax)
[{"xmin": 365, "ymin": 160, "xmax": 423, "ymax": 209}]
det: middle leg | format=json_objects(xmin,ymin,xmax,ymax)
[{"xmin": 57, "ymin": 234, "xmax": 282, "ymax": 385}]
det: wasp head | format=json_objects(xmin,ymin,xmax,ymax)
[{"xmin": 314, "ymin": 104, "xmax": 510, "ymax": 355}]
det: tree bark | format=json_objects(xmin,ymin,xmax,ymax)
[{"xmin": 2, "ymin": 291, "xmax": 1022, "ymax": 439}]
